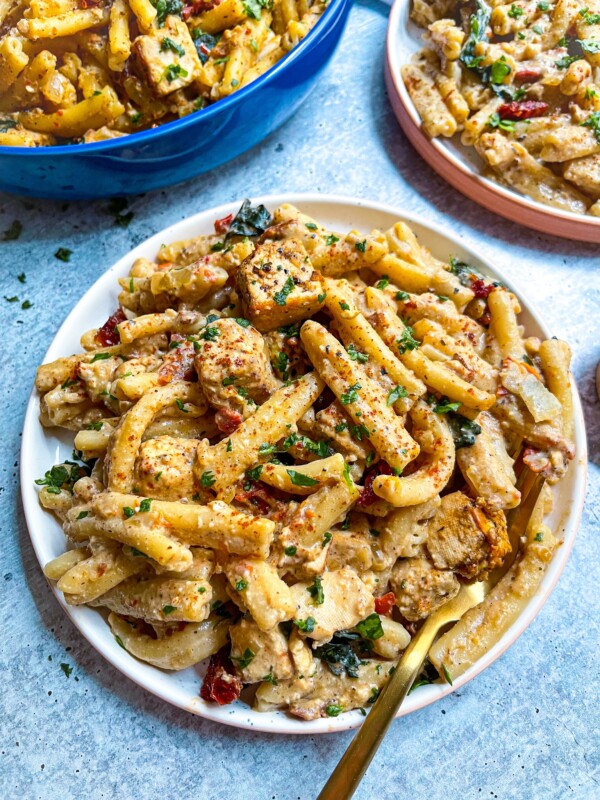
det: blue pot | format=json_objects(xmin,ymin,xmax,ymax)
[{"xmin": 0, "ymin": 0, "xmax": 351, "ymax": 200}]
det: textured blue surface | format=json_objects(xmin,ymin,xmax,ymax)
[
  {"xmin": 1, "ymin": 1, "xmax": 599, "ymax": 798},
  {"xmin": 0, "ymin": 0, "xmax": 351, "ymax": 200}
]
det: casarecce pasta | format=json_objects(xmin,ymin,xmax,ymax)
[
  {"xmin": 0, "ymin": 0, "xmax": 326, "ymax": 146},
  {"xmin": 35, "ymin": 200, "xmax": 575, "ymax": 719},
  {"xmin": 403, "ymin": 0, "xmax": 600, "ymax": 216}
]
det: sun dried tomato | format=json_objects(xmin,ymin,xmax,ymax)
[
  {"xmin": 214, "ymin": 212, "xmax": 233, "ymax": 235},
  {"xmin": 215, "ymin": 407, "xmax": 243, "ymax": 434},
  {"xmin": 374, "ymin": 592, "xmax": 396, "ymax": 617},
  {"xmin": 498, "ymin": 101, "xmax": 549, "ymax": 120},
  {"xmin": 470, "ymin": 277, "xmax": 495, "ymax": 300},
  {"xmin": 94, "ymin": 309, "xmax": 126, "ymax": 347},
  {"xmin": 356, "ymin": 460, "xmax": 393, "ymax": 508},
  {"xmin": 514, "ymin": 68, "xmax": 542, "ymax": 83},
  {"xmin": 200, "ymin": 648, "xmax": 242, "ymax": 706},
  {"xmin": 235, "ymin": 482, "xmax": 272, "ymax": 515}
]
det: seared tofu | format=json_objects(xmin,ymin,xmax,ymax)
[
  {"xmin": 390, "ymin": 556, "xmax": 459, "ymax": 621},
  {"xmin": 289, "ymin": 567, "xmax": 374, "ymax": 643},
  {"xmin": 229, "ymin": 617, "xmax": 294, "ymax": 684},
  {"xmin": 235, "ymin": 240, "xmax": 324, "ymax": 332},
  {"xmin": 426, "ymin": 491, "xmax": 510, "ymax": 580},
  {"xmin": 194, "ymin": 317, "xmax": 278, "ymax": 415},
  {"xmin": 133, "ymin": 16, "xmax": 200, "ymax": 97}
]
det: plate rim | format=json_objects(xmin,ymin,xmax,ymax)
[
  {"xmin": 20, "ymin": 192, "xmax": 588, "ymax": 734},
  {"xmin": 385, "ymin": 0, "xmax": 600, "ymax": 244}
]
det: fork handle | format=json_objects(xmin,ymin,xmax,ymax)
[{"xmin": 316, "ymin": 615, "xmax": 440, "ymax": 800}]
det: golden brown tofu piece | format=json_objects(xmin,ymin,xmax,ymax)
[
  {"xmin": 390, "ymin": 556, "xmax": 459, "ymax": 621},
  {"xmin": 235, "ymin": 240, "xmax": 324, "ymax": 332},
  {"xmin": 426, "ymin": 491, "xmax": 510, "ymax": 580},
  {"xmin": 133, "ymin": 16, "xmax": 199, "ymax": 97}
]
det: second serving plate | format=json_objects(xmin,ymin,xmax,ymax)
[{"xmin": 385, "ymin": 0, "xmax": 600, "ymax": 244}]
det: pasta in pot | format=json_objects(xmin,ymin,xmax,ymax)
[
  {"xmin": 35, "ymin": 200, "xmax": 575, "ymax": 719},
  {"xmin": 0, "ymin": 0, "xmax": 327, "ymax": 146},
  {"xmin": 403, "ymin": 0, "xmax": 600, "ymax": 216}
]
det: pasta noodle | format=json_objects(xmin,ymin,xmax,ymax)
[{"xmin": 34, "ymin": 200, "xmax": 574, "ymax": 719}]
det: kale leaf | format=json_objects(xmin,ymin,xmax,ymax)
[{"xmin": 225, "ymin": 199, "xmax": 272, "ymax": 240}]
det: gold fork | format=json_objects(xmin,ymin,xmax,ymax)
[{"xmin": 317, "ymin": 466, "xmax": 545, "ymax": 800}]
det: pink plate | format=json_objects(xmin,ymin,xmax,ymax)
[{"xmin": 385, "ymin": 0, "xmax": 600, "ymax": 243}]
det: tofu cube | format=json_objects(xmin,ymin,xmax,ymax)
[
  {"xmin": 133, "ymin": 16, "xmax": 200, "ymax": 97},
  {"xmin": 236, "ymin": 241, "xmax": 324, "ymax": 332}
]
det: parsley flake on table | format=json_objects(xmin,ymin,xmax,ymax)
[
  {"xmin": 60, "ymin": 663, "xmax": 73, "ymax": 678},
  {"xmin": 3, "ymin": 220, "xmax": 22, "ymax": 241},
  {"xmin": 54, "ymin": 247, "xmax": 72, "ymax": 262}
]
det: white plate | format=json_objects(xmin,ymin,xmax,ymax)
[
  {"xmin": 21, "ymin": 194, "xmax": 588, "ymax": 734},
  {"xmin": 385, "ymin": 0, "xmax": 600, "ymax": 243}
]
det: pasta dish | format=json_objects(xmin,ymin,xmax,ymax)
[
  {"xmin": 403, "ymin": 0, "xmax": 600, "ymax": 217},
  {"xmin": 0, "ymin": 0, "xmax": 325, "ymax": 146},
  {"xmin": 35, "ymin": 200, "xmax": 574, "ymax": 719}
]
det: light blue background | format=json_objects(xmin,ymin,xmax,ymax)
[{"xmin": 1, "ymin": 2, "xmax": 598, "ymax": 798}]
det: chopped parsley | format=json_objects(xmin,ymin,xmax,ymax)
[
  {"xmin": 350, "ymin": 424, "xmax": 370, "ymax": 441},
  {"xmin": 287, "ymin": 469, "xmax": 319, "ymax": 487},
  {"xmin": 162, "ymin": 605, "xmax": 178, "ymax": 615},
  {"xmin": 322, "ymin": 531, "xmax": 332, "ymax": 547},
  {"xmin": 284, "ymin": 545, "xmax": 297, "ymax": 556},
  {"xmin": 76, "ymin": 511, "xmax": 89, "ymax": 520},
  {"xmin": 376, "ymin": 275, "xmax": 390, "ymax": 290},
  {"xmin": 246, "ymin": 464, "xmax": 263, "ymax": 482},
  {"xmin": 294, "ymin": 616, "xmax": 316, "ymax": 633},
  {"xmin": 3, "ymin": 220, "xmax": 22, "ymax": 241},
  {"xmin": 488, "ymin": 112, "xmax": 516, "ymax": 132},
  {"xmin": 161, "ymin": 36, "xmax": 185, "ymax": 56},
  {"xmin": 273, "ymin": 351, "xmax": 289, "ymax": 380},
  {"xmin": 507, "ymin": 3, "xmax": 524, "ymax": 18},
  {"xmin": 324, "ymin": 234, "xmax": 339, "ymax": 246},
  {"xmin": 346, "ymin": 343, "xmax": 368, "ymax": 363},
  {"xmin": 242, "ymin": 0, "xmax": 271, "ymax": 20},
  {"xmin": 17, "ymin": 272, "xmax": 26, "ymax": 283},
  {"xmin": 163, "ymin": 63, "xmax": 188, "ymax": 82},
  {"xmin": 150, "ymin": 0, "xmax": 183, "ymax": 27},
  {"xmin": 395, "ymin": 291, "xmax": 410, "ymax": 302},
  {"xmin": 235, "ymin": 579, "xmax": 248, "ymax": 592},
  {"xmin": 54, "ymin": 247, "xmax": 72, "ymax": 262},
  {"xmin": 305, "ymin": 222, "xmax": 318, "ymax": 231},
  {"xmin": 200, "ymin": 471, "xmax": 216, "ymax": 487},
  {"xmin": 580, "ymin": 8, "xmax": 600, "ymax": 24},
  {"xmin": 123, "ymin": 506, "xmax": 135, "ymax": 518},
  {"xmin": 60, "ymin": 663, "xmax": 73, "ymax": 678},
  {"xmin": 396, "ymin": 326, "xmax": 420, "ymax": 354},
  {"xmin": 21, "ymin": 299, "xmax": 32, "ymax": 309},
  {"xmin": 534, "ymin": 531, "xmax": 545, "ymax": 541},
  {"xmin": 222, "ymin": 376, "xmax": 236, "ymax": 386},
  {"xmin": 91, "ymin": 352, "xmax": 111, "ymax": 362},
  {"xmin": 355, "ymin": 239, "xmax": 367, "ymax": 253},
  {"xmin": 387, "ymin": 385, "xmax": 408, "ymax": 406},
  {"xmin": 442, "ymin": 664, "xmax": 453, "ymax": 685},
  {"xmin": 431, "ymin": 398, "xmax": 461, "ymax": 414},
  {"xmin": 199, "ymin": 325, "xmax": 219, "ymax": 341},
  {"xmin": 355, "ymin": 613, "xmax": 384, "ymax": 641},
  {"xmin": 139, "ymin": 498, "xmax": 152, "ymax": 513},
  {"xmin": 232, "ymin": 648, "xmax": 255, "ymax": 669},
  {"xmin": 234, "ymin": 317, "xmax": 251, "ymax": 327},
  {"xmin": 317, "ymin": 291, "xmax": 327, "ymax": 303},
  {"xmin": 490, "ymin": 57, "xmax": 511, "ymax": 84},
  {"xmin": 555, "ymin": 54, "xmax": 578, "ymax": 69},
  {"xmin": 339, "ymin": 301, "xmax": 350, "ymax": 311},
  {"xmin": 175, "ymin": 398, "xmax": 188, "ymax": 412},
  {"xmin": 273, "ymin": 276, "xmax": 295, "ymax": 306},
  {"xmin": 35, "ymin": 461, "xmax": 89, "ymax": 495},
  {"xmin": 340, "ymin": 382, "xmax": 361, "ymax": 405},
  {"xmin": 226, "ymin": 439, "xmax": 232, "ymax": 452},
  {"xmin": 582, "ymin": 112, "xmax": 600, "ymax": 144},
  {"xmin": 307, "ymin": 575, "xmax": 324, "ymax": 605},
  {"xmin": 325, "ymin": 705, "xmax": 343, "ymax": 717}
]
